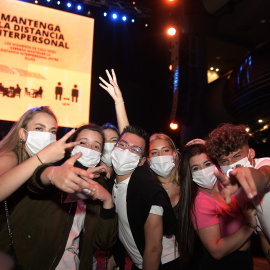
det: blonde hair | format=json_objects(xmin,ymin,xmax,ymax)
[
  {"xmin": 149, "ymin": 133, "xmax": 180, "ymax": 185},
  {"xmin": 0, "ymin": 106, "xmax": 57, "ymax": 164}
]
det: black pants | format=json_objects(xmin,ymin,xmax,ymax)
[{"xmin": 131, "ymin": 258, "xmax": 180, "ymax": 270}]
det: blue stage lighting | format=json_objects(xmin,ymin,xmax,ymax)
[
  {"xmin": 112, "ymin": 13, "xmax": 118, "ymax": 19},
  {"xmin": 57, "ymin": 1, "xmax": 60, "ymax": 5},
  {"xmin": 47, "ymin": 0, "xmax": 51, "ymax": 2},
  {"xmin": 122, "ymin": 16, "xmax": 127, "ymax": 21},
  {"xmin": 103, "ymin": 12, "xmax": 107, "ymax": 17},
  {"xmin": 77, "ymin": 4, "xmax": 82, "ymax": 10},
  {"xmin": 67, "ymin": 2, "xmax": 71, "ymax": 8},
  {"xmin": 131, "ymin": 19, "xmax": 135, "ymax": 23}
]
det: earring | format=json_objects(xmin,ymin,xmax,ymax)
[{"xmin": 19, "ymin": 139, "xmax": 25, "ymax": 149}]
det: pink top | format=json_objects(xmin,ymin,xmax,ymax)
[{"xmin": 192, "ymin": 188, "xmax": 244, "ymax": 237}]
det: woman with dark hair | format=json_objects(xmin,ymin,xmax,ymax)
[
  {"xmin": 177, "ymin": 142, "xmax": 256, "ymax": 270},
  {"xmin": 100, "ymin": 123, "xmax": 120, "ymax": 176},
  {"xmin": 0, "ymin": 123, "xmax": 117, "ymax": 270}
]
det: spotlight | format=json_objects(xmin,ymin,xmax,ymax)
[
  {"xmin": 122, "ymin": 16, "xmax": 127, "ymax": 21},
  {"xmin": 103, "ymin": 12, "xmax": 107, "ymax": 17},
  {"xmin": 57, "ymin": 1, "xmax": 60, "ymax": 5},
  {"xmin": 34, "ymin": 0, "xmax": 38, "ymax": 3},
  {"xmin": 131, "ymin": 19, "xmax": 135, "ymax": 23},
  {"xmin": 112, "ymin": 13, "xmax": 118, "ymax": 20},
  {"xmin": 77, "ymin": 4, "xmax": 82, "ymax": 10},
  {"xmin": 170, "ymin": 122, "xmax": 178, "ymax": 130},
  {"xmin": 67, "ymin": 2, "xmax": 71, "ymax": 8},
  {"xmin": 145, "ymin": 23, "xmax": 148, "ymax": 27},
  {"xmin": 47, "ymin": 0, "xmax": 50, "ymax": 2},
  {"xmin": 167, "ymin": 27, "xmax": 176, "ymax": 36}
]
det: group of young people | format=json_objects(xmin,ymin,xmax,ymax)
[{"xmin": 0, "ymin": 69, "xmax": 269, "ymax": 270}]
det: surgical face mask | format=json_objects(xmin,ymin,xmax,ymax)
[
  {"xmin": 220, "ymin": 155, "xmax": 252, "ymax": 175},
  {"xmin": 25, "ymin": 131, "xmax": 56, "ymax": 156},
  {"xmin": 149, "ymin": 155, "xmax": 175, "ymax": 178},
  {"xmin": 71, "ymin": 145, "xmax": 101, "ymax": 168},
  {"xmin": 111, "ymin": 147, "xmax": 140, "ymax": 176},
  {"xmin": 192, "ymin": 165, "xmax": 217, "ymax": 190},
  {"xmin": 101, "ymin": 142, "xmax": 115, "ymax": 167}
]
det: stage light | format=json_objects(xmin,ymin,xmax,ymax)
[
  {"xmin": 122, "ymin": 16, "xmax": 127, "ymax": 21},
  {"xmin": 131, "ymin": 19, "xmax": 135, "ymax": 23},
  {"xmin": 47, "ymin": 0, "xmax": 51, "ymax": 2},
  {"xmin": 112, "ymin": 13, "xmax": 118, "ymax": 20},
  {"xmin": 133, "ymin": 1, "xmax": 135, "ymax": 4},
  {"xmin": 167, "ymin": 27, "xmax": 176, "ymax": 36},
  {"xmin": 210, "ymin": 67, "xmax": 214, "ymax": 70},
  {"xmin": 245, "ymin": 127, "xmax": 250, "ymax": 132},
  {"xmin": 103, "ymin": 12, "xmax": 107, "ymax": 17},
  {"xmin": 57, "ymin": 1, "xmax": 60, "ymax": 5},
  {"xmin": 67, "ymin": 2, "xmax": 72, "ymax": 8},
  {"xmin": 34, "ymin": 0, "xmax": 38, "ymax": 3},
  {"xmin": 169, "ymin": 64, "xmax": 172, "ymax": 70},
  {"xmin": 215, "ymin": 68, "xmax": 219, "ymax": 72},
  {"xmin": 258, "ymin": 119, "xmax": 263, "ymax": 123},
  {"xmin": 77, "ymin": 4, "xmax": 82, "ymax": 10},
  {"xmin": 145, "ymin": 24, "xmax": 148, "ymax": 27},
  {"xmin": 170, "ymin": 122, "xmax": 178, "ymax": 130}
]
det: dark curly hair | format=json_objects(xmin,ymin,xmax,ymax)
[{"xmin": 206, "ymin": 123, "xmax": 249, "ymax": 160}]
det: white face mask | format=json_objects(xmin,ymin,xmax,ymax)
[
  {"xmin": 192, "ymin": 165, "xmax": 217, "ymax": 189},
  {"xmin": 111, "ymin": 147, "xmax": 140, "ymax": 176},
  {"xmin": 220, "ymin": 155, "xmax": 252, "ymax": 175},
  {"xmin": 149, "ymin": 155, "xmax": 175, "ymax": 178},
  {"xmin": 25, "ymin": 131, "xmax": 56, "ymax": 156},
  {"xmin": 71, "ymin": 145, "xmax": 101, "ymax": 168},
  {"xmin": 101, "ymin": 142, "xmax": 115, "ymax": 167}
]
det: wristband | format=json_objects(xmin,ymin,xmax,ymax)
[
  {"xmin": 36, "ymin": 154, "xmax": 43, "ymax": 165},
  {"xmin": 115, "ymin": 102, "xmax": 124, "ymax": 105},
  {"xmin": 49, "ymin": 166, "xmax": 56, "ymax": 185}
]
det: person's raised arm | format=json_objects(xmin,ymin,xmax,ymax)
[
  {"xmin": 143, "ymin": 213, "xmax": 163, "ymax": 270},
  {"xmin": 99, "ymin": 69, "xmax": 129, "ymax": 133},
  {"xmin": 0, "ymin": 128, "xmax": 79, "ymax": 201}
]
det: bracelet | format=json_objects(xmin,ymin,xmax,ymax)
[
  {"xmin": 35, "ymin": 154, "xmax": 43, "ymax": 165},
  {"xmin": 115, "ymin": 102, "xmax": 124, "ymax": 105},
  {"xmin": 245, "ymin": 222, "xmax": 257, "ymax": 231},
  {"xmin": 49, "ymin": 166, "xmax": 56, "ymax": 185}
]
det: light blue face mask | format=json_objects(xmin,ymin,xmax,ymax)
[
  {"xmin": 25, "ymin": 130, "xmax": 56, "ymax": 156},
  {"xmin": 192, "ymin": 165, "xmax": 217, "ymax": 189},
  {"xmin": 71, "ymin": 145, "xmax": 101, "ymax": 168},
  {"xmin": 220, "ymin": 150, "xmax": 252, "ymax": 176}
]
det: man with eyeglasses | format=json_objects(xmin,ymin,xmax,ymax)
[
  {"xmin": 110, "ymin": 125, "xmax": 176, "ymax": 270},
  {"xmin": 206, "ymin": 123, "xmax": 270, "ymax": 264}
]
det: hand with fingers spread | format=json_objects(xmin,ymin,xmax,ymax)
[
  {"xmin": 82, "ymin": 178, "xmax": 114, "ymax": 209},
  {"xmin": 37, "ymin": 128, "xmax": 80, "ymax": 164},
  {"xmin": 86, "ymin": 165, "xmax": 110, "ymax": 179},
  {"xmin": 41, "ymin": 153, "xmax": 94, "ymax": 193},
  {"xmin": 99, "ymin": 69, "xmax": 123, "ymax": 102},
  {"xmin": 215, "ymin": 167, "xmax": 260, "ymax": 204}
]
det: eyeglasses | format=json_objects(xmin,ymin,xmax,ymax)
[{"xmin": 116, "ymin": 140, "xmax": 143, "ymax": 156}]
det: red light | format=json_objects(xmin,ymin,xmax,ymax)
[
  {"xmin": 133, "ymin": 1, "xmax": 135, "ymax": 5},
  {"xmin": 170, "ymin": 122, "xmax": 178, "ymax": 130}
]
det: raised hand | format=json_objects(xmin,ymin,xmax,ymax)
[
  {"xmin": 82, "ymin": 178, "xmax": 114, "ymax": 209},
  {"xmin": 38, "ymin": 128, "xmax": 79, "ymax": 164},
  {"xmin": 99, "ymin": 69, "xmax": 123, "ymax": 102},
  {"xmin": 86, "ymin": 165, "xmax": 110, "ymax": 179},
  {"xmin": 45, "ymin": 153, "xmax": 94, "ymax": 193}
]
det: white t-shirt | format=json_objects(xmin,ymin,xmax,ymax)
[{"xmin": 254, "ymin": 158, "xmax": 270, "ymax": 241}]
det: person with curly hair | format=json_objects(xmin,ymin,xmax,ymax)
[{"xmin": 206, "ymin": 123, "xmax": 270, "ymax": 264}]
